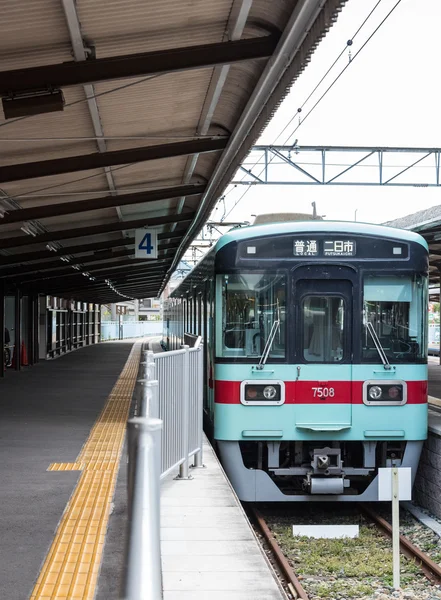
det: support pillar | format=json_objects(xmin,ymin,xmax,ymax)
[
  {"xmin": 0, "ymin": 282, "xmax": 4, "ymax": 379},
  {"xmin": 33, "ymin": 295, "xmax": 39, "ymax": 363},
  {"xmin": 14, "ymin": 289, "xmax": 21, "ymax": 371},
  {"xmin": 439, "ymin": 279, "xmax": 441, "ymax": 367},
  {"xmin": 28, "ymin": 295, "xmax": 35, "ymax": 365},
  {"xmin": 111, "ymin": 303, "xmax": 117, "ymax": 321}
]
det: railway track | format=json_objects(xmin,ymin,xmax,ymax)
[
  {"xmin": 362, "ymin": 504, "xmax": 441, "ymax": 585},
  {"xmin": 249, "ymin": 504, "xmax": 441, "ymax": 600},
  {"xmin": 248, "ymin": 505, "xmax": 310, "ymax": 600}
]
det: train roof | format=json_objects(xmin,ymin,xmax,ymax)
[{"xmin": 215, "ymin": 221, "xmax": 429, "ymax": 252}]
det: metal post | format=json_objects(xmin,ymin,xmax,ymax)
[
  {"xmin": 439, "ymin": 275, "xmax": 441, "ymax": 367},
  {"xmin": 126, "ymin": 419, "xmax": 139, "ymax": 518},
  {"xmin": 14, "ymin": 289, "xmax": 21, "ymax": 370},
  {"xmin": 33, "ymin": 295, "xmax": 39, "ymax": 362},
  {"xmin": 193, "ymin": 347, "xmax": 204, "ymax": 468},
  {"xmin": 0, "ymin": 282, "xmax": 4, "ymax": 378},
  {"xmin": 138, "ymin": 351, "xmax": 159, "ymax": 417},
  {"xmin": 147, "ymin": 381, "xmax": 160, "ymax": 419},
  {"xmin": 147, "ymin": 350, "xmax": 155, "ymax": 380},
  {"xmin": 28, "ymin": 295, "xmax": 35, "ymax": 365},
  {"xmin": 138, "ymin": 352, "xmax": 148, "ymax": 417},
  {"xmin": 177, "ymin": 345, "xmax": 191, "ymax": 480},
  {"xmin": 392, "ymin": 467, "xmax": 400, "ymax": 590},
  {"xmin": 123, "ymin": 417, "xmax": 163, "ymax": 600}
]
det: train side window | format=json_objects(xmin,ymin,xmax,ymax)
[{"xmin": 302, "ymin": 296, "xmax": 344, "ymax": 362}]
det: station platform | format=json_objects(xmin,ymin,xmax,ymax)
[
  {"xmin": 0, "ymin": 340, "xmax": 284, "ymax": 600},
  {"xmin": 429, "ymin": 359, "xmax": 441, "ymax": 402}
]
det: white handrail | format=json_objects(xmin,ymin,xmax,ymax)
[{"xmin": 123, "ymin": 343, "xmax": 204, "ymax": 597}]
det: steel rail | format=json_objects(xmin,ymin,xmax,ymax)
[
  {"xmin": 361, "ymin": 504, "xmax": 441, "ymax": 584},
  {"xmin": 249, "ymin": 506, "xmax": 309, "ymax": 600}
]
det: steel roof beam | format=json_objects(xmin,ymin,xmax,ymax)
[
  {"xmin": 62, "ymin": 0, "xmax": 122, "ymax": 221},
  {"xmin": 18, "ymin": 264, "xmax": 171, "ymax": 289},
  {"xmin": 37, "ymin": 275, "xmax": 166, "ymax": 294},
  {"xmin": 0, "ymin": 35, "xmax": 279, "ymax": 95},
  {"xmin": 14, "ymin": 260, "xmax": 171, "ymax": 284},
  {"xmin": 0, "ymin": 229, "xmax": 186, "ymax": 266},
  {"xmin": 0, "ymin": 139, "xmax": 226, "ymax": 184},
  {"xmin": 0, "ymin": 184, "xmax": 206, "ymax": 224},
  {"xmin": 32, "ymin": 279, "xmax": 165, "ymax": 298},
  {"xmin": 0, "ymin": 211, "xmax": 195, "ymax": 250},
  {"xmin": 24, "ymin": 277, "xmax": 164, "ymax": 295},
  {"xmin": 173, "ymin": 0, "xmax": 253, "ymax": 228},
  {"xmin": 71, "ymin": 291, "xmax": 161, "ymax": 302},
  {"xmin": 0, "ymin": 242, "xmax": 180, "ymax": 278}
]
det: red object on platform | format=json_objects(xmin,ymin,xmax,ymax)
[{"xmin": 21, "ymin": 340, "xmax": 28, "ymax": 366}]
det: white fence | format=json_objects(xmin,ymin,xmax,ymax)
[
  {"xmin": 101, "ymin": 320, "xmax": 163, "ymax": 341},
  {"xmin": 122, "ymin": 342, "xmax": 203, "ymax": 599},
  {"xmin": 154, "ymin": 344, "xmax": 203, "ymax": 478}
]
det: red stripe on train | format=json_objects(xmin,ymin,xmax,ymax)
[{"xmin": 214, "ymin": 380, "xmax": 427, "ymax": 404}]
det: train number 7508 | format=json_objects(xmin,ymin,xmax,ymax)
[{"xmin": 312, "ymin": 387, "xmax": 335, "ymax": 398}]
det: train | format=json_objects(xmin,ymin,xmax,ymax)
[{"xmin": 163, "ymin": 220, "xmax": 428, "ymax": 501}]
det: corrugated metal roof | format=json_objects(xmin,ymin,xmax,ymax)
[
  {"xmin": 0, "ymin": 0, "xmax": 348, "ymax": 302},
  {"xmin": 384, "ymin": 206, "xmax": 441, "ymax": 284},
  {"xmin": 385, "ymin": 205, "xmax": 441, "ymax": 231}
]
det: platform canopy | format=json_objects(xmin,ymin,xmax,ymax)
[
  {"xmin": 0, "ymin": 0, "xmax": 346, "ymax": 303},
  {"xmin": 385, "ymin": 205, "xmax": 441, "ymax": 287}
]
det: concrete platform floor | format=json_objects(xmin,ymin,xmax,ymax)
[
  {"xmin": 160, "ymin": 438, "xmax": 285, "ymax": 600},
  {"xmin": 429, "ymin": 357, "xmax": 441, "ymax": 400},
  {"xmin": 0, "ymin": 342, "xmax": 133, "ymax": 600}
]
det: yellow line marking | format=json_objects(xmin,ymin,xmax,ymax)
[
  {"xmin": 47, "ymin": 463, "xmax": 84, "ymax": 472},
  {"xmin": 31, "ymin": 342, "xmax": 141, "ymax": 599}
]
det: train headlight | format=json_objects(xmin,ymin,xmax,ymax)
[
  {"xmin": 263, "ymin": 385, "xmax": 277, "ymax": 400},
  {"xmin": 241, "ymin": 381, "xmax": 284, "ymax": 405},
  {"xmin": 363, "ymin": 381, "xmax": 406, "ymax": 405},
  {"xmin": 369, "ymin": 385, "xmax": 382, "ymax": 400}
]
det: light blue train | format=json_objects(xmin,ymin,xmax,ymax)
[{"xmin": 164, "ymin": 221, "xmax": 428, "ymax": 501}]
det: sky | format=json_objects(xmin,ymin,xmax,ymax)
[{"xmin": 207, "ymin": 0, "xmax": 441, "ymax": 230}]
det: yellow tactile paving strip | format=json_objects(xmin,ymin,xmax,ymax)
[{"xmin": 31, "ymin": 342, "xmax": 141, "ymax": 600}]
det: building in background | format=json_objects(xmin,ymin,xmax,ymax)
[
  {"xmin": 101, "ymin": 298, "xmax": 162, "ymax": 322},
  {"xmin": 138, "ymin": 298, "xmax": 161, "ymax": 321}
]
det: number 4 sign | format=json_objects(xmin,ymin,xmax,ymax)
[{"xmin": 135, "ymin": 229, "xmax": 158, "ymax": 259}]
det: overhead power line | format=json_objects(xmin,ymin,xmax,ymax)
[{"xmin": 221, "ymin": 0, "xmax": 403, "ymax": 222}]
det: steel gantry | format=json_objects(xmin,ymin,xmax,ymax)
[{"xmin": 232, "ymin": 146, "xmax": 441, "ymax": 187}]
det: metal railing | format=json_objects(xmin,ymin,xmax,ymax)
[
  {"xmin": 122, "ymin": 340, "xmax": 203, "ymax": 599},
  {"xmin": 154, "ymin": 344, "xmax": 203, "ymax": 478}
]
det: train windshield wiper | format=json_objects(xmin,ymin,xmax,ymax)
[
  {"xmin": 367, "ymin": 322, "xmax": 391, "ymax": 370},
  {"xmin": 256, "ymin": 319, "xmax": 280, "ymax": 370}
]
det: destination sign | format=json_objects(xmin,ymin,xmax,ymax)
[
  {"xmin": 323, "ymin": 240, "xmax": 356, "ymax": 256},
  {"xmin": 237, "ymin": 235, "xmax": 409, "ymax": 262},
  {"xmin": 293, "ymin": 239, "xmax": 356, "ymax": 257}
]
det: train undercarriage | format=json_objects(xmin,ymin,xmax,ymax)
[{"xmin": 216, "ymin": 439, "xmax": 423, "ymax": 501}]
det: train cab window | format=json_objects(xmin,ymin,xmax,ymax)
[
  {"xmin": 216, "ymin": 273, "xmax": 286, "ymax": 360},
  {"xmin": 362, "ymin": 275, "xmax": 427, "ymax": 363},
  {"xmin": 302, "ymin": 296, "xmax": 345, "ymax": 362}
]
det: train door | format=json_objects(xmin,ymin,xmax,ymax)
[{"xmin": 292, "ymin": 268, "xmax": 353, "ymax": 431}]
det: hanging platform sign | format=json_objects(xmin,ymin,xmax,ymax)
[{"xmin": 135, "ymin": 228, "xmax": 158, "ymax": 259}]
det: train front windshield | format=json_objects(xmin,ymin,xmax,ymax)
[
  {"xmin": 217, "ymin": 273, "xmax": 286, "ymax": 359},
  {"xmin": 362, "ymin": 274, "xmax": 427, "ymax": 363},
  {"xmin": 216, "ymin": 271, "xmax": 428, "ymax": 364}
]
